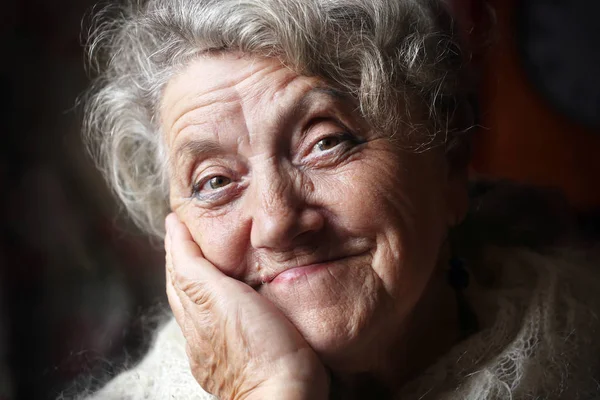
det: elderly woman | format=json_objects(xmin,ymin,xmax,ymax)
[{"xmin": 79, "ymin": 0, "xmax": 600, "ymax": 399}]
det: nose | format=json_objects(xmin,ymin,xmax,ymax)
[{"xmin": 248, "ymin": 167, "xmax": 324, "ymax": 250}]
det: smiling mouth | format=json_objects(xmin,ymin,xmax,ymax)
[
  {"xmin": 250, "ymin": 254, "xmax": 359, "ymax": 288},
  {"xmin": 269, "ymin": 260, "xmax": 337, "ymax": 284}
]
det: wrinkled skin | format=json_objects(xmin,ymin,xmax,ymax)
[
  {"xmin": 166, "ymin": 214, "xmax": 328, "ymax": 399},
  {"xmin": 163, "ymin": 53, "xmax": 469, "ymax": 398}
]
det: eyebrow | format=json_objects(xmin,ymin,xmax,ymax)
[
  {"xmin": 171, "ymin": 138, "xmax": 223, "ymax": 173},
  {"xmin": 171, "ymin": 85, "xmax": 352, "ymax": 170},
  {"xmin": 279, "ymin": 86, "xmax": 349, "ymax": 123}
]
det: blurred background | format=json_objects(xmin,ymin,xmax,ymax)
[
  {"xmin": 0, "ymin": 0, "xmax": 598, "ymax": 399},
  {"xmin": 1, "ymin": 1, "xmax": 165, "ymax": 399}
]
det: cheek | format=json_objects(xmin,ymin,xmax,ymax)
[
  {"xmin": 311, "ymin": 154, "xmax": 412, "ymax": 234},
  {"xmin": 179, "ymin": 207, "xmax": 250, "ymax": 278},
  {"xmin": 310, "ymin": 151, "xmax": 448, "ymax": 282}
]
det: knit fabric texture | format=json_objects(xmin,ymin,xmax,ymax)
[{"xmin": 85, "ymin": 246, "xmax": 600, "ymax": 400}]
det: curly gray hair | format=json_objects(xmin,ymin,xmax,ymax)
[{"xmin": 84, "ymin": 0, "xmax": 475, "ymax": 237}]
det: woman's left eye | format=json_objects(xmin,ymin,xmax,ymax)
[{"xmin": 312, "ymin": 134, "xmax": 356, "ymax": 154}]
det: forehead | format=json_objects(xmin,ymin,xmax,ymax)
[
  {"xmin": 159, "ymin": 54, "xmax": 360, "ymax": 163},
  {"xmin": 161, "ymin": 54, "xmax": 318, "ymax": 133}
]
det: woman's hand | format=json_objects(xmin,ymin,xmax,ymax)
[{"xmin": 165, "ymin": 214, "xmax": 329, "ymax": 400}]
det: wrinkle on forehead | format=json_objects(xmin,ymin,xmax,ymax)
[{"xmin": 161, "ymin": 55, "xmax": 299, "ymax": 146}]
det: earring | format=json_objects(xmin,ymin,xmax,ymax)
[{"xmin": 447, "ymin": 256, "xmax": 479, "ymax": 339}]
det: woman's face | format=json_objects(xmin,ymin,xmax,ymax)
[{"xmin": 162, "ymin": 53, "xmax": 466, "ymax": 370}]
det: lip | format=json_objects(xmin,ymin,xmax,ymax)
[
  {"xmin": 247, "ymin": 247, "xmax": 371, "ymax": 289},
  {"xmin": 260, "ymin": 253, "xmax": 358, "ymax": 286},
  {"xmin": 269, "ymin": 261, "xmax": 333, "ymax": 284}
]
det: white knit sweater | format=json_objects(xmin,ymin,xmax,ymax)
[{"xmin": 83, "ymin": 245, "xmax": 600, "ymax": 400}]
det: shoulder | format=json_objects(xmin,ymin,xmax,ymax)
[
  {"xmin": 478, "ymin": 244, "xmax": 600, "ymax": 337},
  {"xmin": 86, "ymin": 318, "xmax": 215, "ymax": 400},
  {"xmin": 461, "ymin": 242, "xmax": 600, "ymax": 399},
  {"xmin": 401, "ymin": 244, "xmax": 600, "ymax": 400},
  {"xmin": 485, "ymin": 245, "xmax": 600, "ymax": 398},
  {"xmin": 403, "ymin": 179, "xmax": 600, "ymax": 399}
]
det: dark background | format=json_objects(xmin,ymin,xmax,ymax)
[
  {"xmin": 1, "ymin": 0, "xmax": 599, "ymax": 399},
  {"xmin": 1, "ymin": 1, "xmax": 165, "ymax": 399}
]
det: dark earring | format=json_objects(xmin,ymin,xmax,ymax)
[{"xmin": 447, "ymin": 257, "xmax": 479, "ymax": 339}]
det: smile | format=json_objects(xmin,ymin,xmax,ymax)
[
  {"xmin": 269, "ymin": 261, "xmax": 335, "ymax": 284},
  {"xmin": 258, "ymin": 252, "xmax": 368, "ymax": 286}
]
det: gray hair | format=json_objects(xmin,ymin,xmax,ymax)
[{"xmin": 84, "ymin": 0, "xmax": 475, "ymax": 237}]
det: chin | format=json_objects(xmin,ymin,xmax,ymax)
[
  {"xmin": 303, "ymin": 321, "xmax": 385, "ymax": 372},
  {"xmin": 257, "ymin": 255, "xmax": 392, "ymax": 367},
  {"xmin": 267, "ymin": 291, "xmax": 387, "ymax": 369}
]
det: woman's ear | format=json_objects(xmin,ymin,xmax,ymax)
[{"xmin": 446, "ymin": 165, "xmax": 470, "ymax": 227}]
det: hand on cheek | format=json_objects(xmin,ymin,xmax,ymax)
[{"xmin": 165, "ymin": 213, "xmax": 329, "ymax": 400}]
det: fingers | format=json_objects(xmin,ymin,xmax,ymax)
[
  {"xmin": 165, "ymin": 212, "xmax": 232, "ymax": 318},
  {"xmin": 166, "ymin": 212, "xmax": 203, "ymax": 259},
  {"xmin": 166, "ymin": 264, "xmax": 187, "ymax": 325},
  {"xmin": 162, "ymin": 216, "xmax": 326, "ymax": 399},
  {"xmin": 165, "ymin": 213, "xmax": 256, "ymax": 317},
  {"xmin": 165, "ymin": 230, "xmax": 186, "ymax": 325},
  {"xmin": 165, "ymin": 213, "xmax": 223, "ymax": 284}
]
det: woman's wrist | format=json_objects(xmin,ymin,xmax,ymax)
[{"xmin": 243, "ymin": 362, "xmax": 330, "ymax": 400}]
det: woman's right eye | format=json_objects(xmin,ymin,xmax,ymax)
[
  {"xmin": 205, "ymin": 176, "xmax": 231, "ymax": 190},
  {"xmin": 192, "ymin": 175, "xmax": 232, "ymax": 197}
]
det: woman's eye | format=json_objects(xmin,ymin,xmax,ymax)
[
  {"xmin": 192, "ymin": 175, "xmax": 233, "ymax": 197},
  {"xmin": 314, "ymin": 136, "xmax": 343, "ymax": 152},
  {"xmin": 205, "ymin": 176, "xmax": 231, "ymax": 190},
  {"xmin": 190, "ymin": 172, "xmax": 239, "ymax": 202}
]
